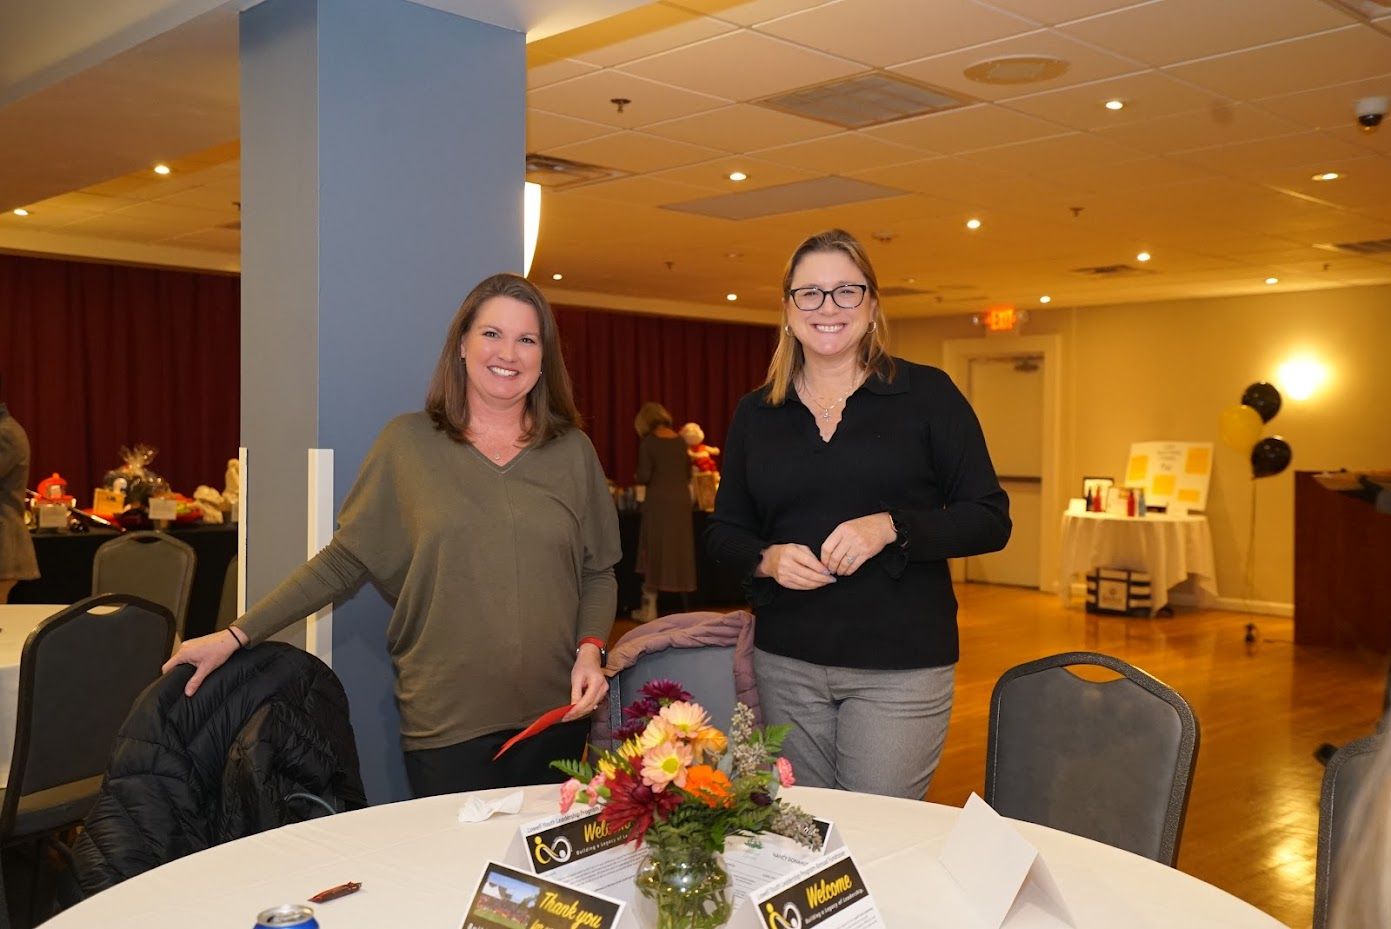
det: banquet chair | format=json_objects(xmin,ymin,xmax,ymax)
[
  {"xmin": 1314, "ymin": 732, "xmax": 1382, "ymax": 929},
  {"xmin": 608, "ymin": 645, "xmax": 739, "ymax": 741},
  {"xmin": 986, "ymin": 651, "xmax": 1199, "ymax": 867},
  {"xmin": 91, "ymin": 531, "xmax": 196, "ymax": 644},
  {"xmin": 214, "ymin": 555, "xmax": 239, "ymax": 631},
  {"xmin": 0, "ymin": 595, "xmax": 174, "ymax": 927}
]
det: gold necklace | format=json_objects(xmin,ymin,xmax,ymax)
[{"xmin": 799, "ymin": 372, "xmax": 862, "ymax": 421}]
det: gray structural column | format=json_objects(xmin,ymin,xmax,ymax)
[{"xmin": 241, "ymin": 0, "xmax": 523, "ymax": 802}]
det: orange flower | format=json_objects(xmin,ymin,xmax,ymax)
[{"xmin": 684, "ymin": 764, "xmax": 734, "ymax": 808}]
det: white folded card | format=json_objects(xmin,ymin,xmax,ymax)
[{"xmin": 940, "ymin": 794, "xmax": 1076, "ymax": 929}]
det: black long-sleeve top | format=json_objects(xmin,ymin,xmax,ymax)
[{"xmin": 706, "ymin": 359, "xmax": 1011, "ymax": 670}]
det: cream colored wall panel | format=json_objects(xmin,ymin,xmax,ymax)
[
  {"xmin": 618, "ymin": 30, "xmax": 865, "ymax": 101},
  {"xmin": 646, "ymin": 103, "xmax": 838, "ymax": 151},
  {"xmin": 891, "ymin": 30, "xmax": 1142, "ymax": 103},
  {"xmin": 756, "ymin": 0, "xmax": 1033, "ymax": 68},
  {"xmin": 1094, "ymin": 104, "xmax": 1301, "ymax": 155},
  {"xmin": 751, "ymin": 130, "xmax": 921, "ymax": 172},
  {"xmin": 1059, "ymin": 0, "xmax": 1355, "ymax": 67},
  {"xmin": 1165, "ymin": 26, "xmax": 1391, "ymax": 100},
  {"xmin": 1001, "ymin": 71, "xmax": 1218, "ymax": 131},
  {"xmin": 528, "ymin": 70, "xmax": 727, "ymax": 129},
  {"xmin": 865, "ymin": 104, "xmax": 1069, "ymax": 154}
]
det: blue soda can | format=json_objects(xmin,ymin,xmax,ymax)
[{"xmin": 254, "ymin": 905, "xmax": 319, "ymax": 929}]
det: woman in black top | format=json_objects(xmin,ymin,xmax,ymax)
[{"xmin": 707, "ymin": 229, "xmax": 1010, "ymax": 799}]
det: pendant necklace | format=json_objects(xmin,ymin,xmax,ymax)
[{"xmin": 799, "ymin": 372, "xmax": 861, "ymax": 421}]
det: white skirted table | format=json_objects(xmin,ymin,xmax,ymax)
[
  {"xmin": 1059, "ymin": 512, "xmax": 1217, "ymax": 615},
  {"xmin": 45, "ymin": 784, "xmax": 1285, "ymax": 929},
  {"xmin": 0, "ymin": 604, "xmax": 65, "ymax": 781}
]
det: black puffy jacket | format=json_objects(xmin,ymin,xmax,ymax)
[{"xmin": 74, "ymin": 642, "xmax": 367, "ymax": 894}]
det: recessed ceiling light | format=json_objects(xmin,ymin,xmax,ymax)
[
  {"xmin": 728, "ymin": 171, "xmax": 748, "ymax": 182},
  {"xmin": 552, "ymin": 273, "xmax": 563, "ymax": 281},
  {"xmin": 726, "ymin": 293, "xmax": 738, "ymax": 302},
  {"xmin": 965, "ymin": 218, "xmax": 982, "ymax": 230},
  {"xmin": 12, "ymin": 208, "xmax": 29, "ymax": 217},
  {"xmin": 1312, "ymin": 171, "xmax": 1341, "ymax": 181},
  {"xmin": 1136, "ymin": 251, "xmax": 1152, "ymax": 262},
  {"xmin": 1039, "ymin": 295, "xmax": 1052, "ymax": 304},
  {"xmin": 153, "ymin": 164, "xmax": 171, "ymax": 176},
  {"xmin": 1265, "ymin": 277, "xmax": 1279, "ymax": 285},
  {"xmin": 1103, "ymin": 99, "xmax": 1125, "ymax": 111}
]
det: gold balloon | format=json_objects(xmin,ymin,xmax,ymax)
[{"xmin": 1219, "ymin": 404, "xmax": 1263, "ymax": 451}]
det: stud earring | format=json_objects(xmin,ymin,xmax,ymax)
[{"xmin": 784, "ymin": 324, "xmax": 792, "ymax": 334}]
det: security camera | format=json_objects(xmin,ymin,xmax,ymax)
[{"xmin": 1356, "ymin": 96, "xmax": 1387, "ymax": 131}]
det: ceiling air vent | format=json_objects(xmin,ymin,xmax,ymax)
[
  {"xmin": 878, "ymin": 285, "xmax": 935, "ymax": 298},
  {"xmin": 1071, "ymin": 263, "xmax": 1155, "ymax": 277},
  {"xmin": 756, "ymin": 72, "xmax": 969, "ymax": 129},
  {"xmin": 525, "ymin": 154, "xmax": 625, "ymax": 189},
  {"xmin": 1318, "ymin": 237, "xmax": 1391, "ymax": 255}
]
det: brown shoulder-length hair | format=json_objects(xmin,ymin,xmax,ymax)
[
  {"xmin": 425, "ymin": 272, "xmax": 582, "ymax": 445},
  {"xmin": 634, "ymin": 402, "xmax": 673, "ymax": 438},
  {"xmin": 763, "ymin": 228, "xmax": 896, "ymax": 406}
]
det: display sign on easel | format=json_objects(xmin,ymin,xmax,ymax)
[{"xmin": 1125, "ymin": 442, "xmax": 1213, "ymax": 512}]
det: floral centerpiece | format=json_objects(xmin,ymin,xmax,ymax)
[{"xmin": 552, "ymin": 680, "xmax": 820, "ymax": 929}]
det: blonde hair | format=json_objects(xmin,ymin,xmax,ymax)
[
  {"xmin": 425, "ymin": 273, "xmax": 582, "ymax": 445},
  {"xmin": 634, "ymin": 402, "xmax": 673, "ymax": 438},
  {"xmin": 763, "ymin": 229, "xmax": 895, "ymax": 405}
]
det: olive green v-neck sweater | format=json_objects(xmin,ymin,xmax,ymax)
[{"xmin": 234, "ymin": 412, "xmax": 621, "ymax": 750}]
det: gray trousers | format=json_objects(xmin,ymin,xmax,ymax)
[{"xmin": 755, "ymin": 648, "xmax": 955, "ymax": 801}]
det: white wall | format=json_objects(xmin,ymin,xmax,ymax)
[{"xmin": 892, "ymin": 283, "xmax": 1391, "ymax": 609}]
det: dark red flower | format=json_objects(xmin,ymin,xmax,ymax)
[
  {"xmin": 622, "ymin": 698, "xmax": 660, "ymax": 721},
  {"xmin": 639, "ymin": 679, "xmax": 691, "ymax": 703},
  {"xmin": 600, "ymin": 768, "xmax": 682, "ymax": 846}
]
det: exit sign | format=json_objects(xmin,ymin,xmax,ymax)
[{"xmin": 983, "ymin": 304, "xmax": 1018, "ymax": 333}]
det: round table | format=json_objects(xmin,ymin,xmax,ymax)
[
  {"xmin": 0, "ymin": 604, "xmax": 66, "ymax": 781},
  {"xmin": 46, "ymin": 785, "xmax": 1285, "ymax": 929},
  {"xmin": 1058, "ymin": 511, "xmax": 1217, "ymax": 615}
]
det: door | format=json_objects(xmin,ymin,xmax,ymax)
[{"xmin": 964, "ymin": 354, "xmax": 1043, "ymax": 587}]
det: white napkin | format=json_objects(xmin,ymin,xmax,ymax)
[{"xmin": 457, "ymin": 789, "xmax": 525, "ymax": 823}]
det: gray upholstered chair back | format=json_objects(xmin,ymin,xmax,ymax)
[
  {"xmin": 0, "ymin": 595, "xmax": 175, "ymax": 841},
  {"xmin": 1315, "ymin": 733, "xmax": 1382, "ymax": 929},
  {"xmin": 92, "ymin": 531, "xmax": 195, "ymax": 643},
  {"xmin": 986, "ymin": 651, "xmax": 1199, "ymax": 867},
  {"xmin": 215, "ymin": 554, "xmax": 239, "ymax": 631},
  {"xmin": 608, "ymin": 645, "xmax": 738, "ymax": 743}
]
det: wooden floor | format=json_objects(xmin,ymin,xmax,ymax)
[{"xmin": 613, "ymin": 584, "xmax": 1388, "ymax": 929}]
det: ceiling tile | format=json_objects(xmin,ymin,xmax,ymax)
[
  {"xmin": 849, "ymin": 156, "xmax": 1067, "ymax": 208},
  {"xmin": 1254, "ymin": 72, "xmax": 1391, "ymax": 131},
  {"xmin": 1170, "ymin": 131, "xmax": 1370, "ymax": 176},
  {"xmin": 528, "ymin": 71, "xmax": 727, "ymax": 129},
  {"xmin": 618, "ymin": 30, "xmax": 866, "ymax": 102},
  {"xmin": 964, "ymin": 133, "xmax": 1149, "ymax": 180},
  {"xmin": 161, "ymin": 227, "xmax": 240, "ymax": 251},
  {"xmin": 891, "ymin": 30, "xmax": 1143, "ymax": 103},
  {"xmin": 667, "ymin": 0, "xmax": 838, "ymax": 27},
  {"xmin": 751, "ymin": 130, "xmax": 922, "ymax": 172},
  {"xmin": 864, "ymin": 104, "xmax": 1070, "ymax": 154},
  {"xmin": 1247, "ymin": 155, "xmax": 1391, "ymax": 214},
  {"xmin": 546, "ymin": 131, "xmax": 727, "ymax": 174},
  {"xmin": 1094, "ymin": 103, "xmax": 1301, "ymax": 155},
  {"xmin": 980, "ymin": 0, "xmax": 1156, "ymax": 27},
  {"xmin": 1060, "ymin": 0, "xmax": 1355, "ymax": 67},
  {"xmin": 528, "ymin": 3, "xmax": 737, "ymax": 68},
  {"xmin": 1001, "ymin": 70, "xmax": 1218, "ymax": 130},
  {"xmin": 567, "ymin": 174, "xmax": 715, "ymax": 206},
  {"xmin": 1165, "ymin": 26, "xmax": 1391, "ymax": 99},
  {"xmin": 650, "ymin": 155, "xmax": 819, "ymax": 190},
  {"xmin": 644, "ymin": 103, "xmax": 838, "ymax": 152},
  {"xmin": 755, "ymin": 0, "xmax": 1034, "ymax": 68},
  {"xmin": 528, "ymin": 110, "xmax": 615, "ymax": 152},
  {"xmin": 526, "ymin": 53, "xmax": 600, "ymax": 90}
]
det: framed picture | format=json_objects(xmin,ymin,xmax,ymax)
[{"xmin": 1082, "ymin": 476, "xmax": 1114, "ymax": 500}]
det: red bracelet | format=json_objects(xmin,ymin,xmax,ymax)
[{"xmin": 577, "ymin": 636, "xmax": 606, "ymax": 652}]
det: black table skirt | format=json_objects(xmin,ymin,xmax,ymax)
[
  {"xmin": 615, "ymin": 510, "xmax": 746, "ymax": 613},
  {"xmin": 12, "ymin": 524, "xmax": 238, "ymax": 639}
]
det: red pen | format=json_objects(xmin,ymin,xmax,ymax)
[{"xmin": 309, "ymin": 881, "xmax": 362, "ymax": 904}]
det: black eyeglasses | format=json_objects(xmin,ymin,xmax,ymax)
[{"xmin": 787, "ymin": 284, "xmax": 869, "ymax": 311}]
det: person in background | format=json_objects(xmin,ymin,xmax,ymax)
[
  {"xmin": 633, "ymin": 402, "xmax": 696, "ymax": 621},
  {"xmin": 707, "ymin": 229, "xmax": 1011, "ymax": 801},
  {"xmin": 0, "ymin": 372, "xmax": 39, "ymax": 603},
  {"xmin": 164, "ymin": 273, "xmax": 621, "ymax": 796},
  {"xmin": 1330, "ymin": 722, "xmax": 1391, "ymax": 929}
]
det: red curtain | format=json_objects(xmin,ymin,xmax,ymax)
[
  {"xmin": 555, "ymin": 305, "xmax": 777, "ymax": 482},
  {"xmin": 0, "ymin": 253, "xmax": 240, "ymax": 502}
]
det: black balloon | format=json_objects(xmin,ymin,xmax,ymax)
[
  {"xmin": 1251, "ymin": 436, "xmax": 1292, "ymax": 479},
  {"xmin": 1241, "ymin": 381, "xmax": 1282, "ymax": 423}
]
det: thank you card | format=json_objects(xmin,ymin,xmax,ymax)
[{"xmin": 461, "ymin": 860, "xmax": 624, "ymax": 929}]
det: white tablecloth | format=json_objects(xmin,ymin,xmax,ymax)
[
  {"xmin": 0, "ymin": 604, "xmax": 65, "ymax": 782},
  {"xmin": 46, "ymin": 784, "xmax": 1284, "ymax": 929},
  {"xmin": 1059, "ymin": 512, "xmax": 1217, "ymax": 614}
]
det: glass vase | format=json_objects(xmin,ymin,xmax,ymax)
[{"xmin": 633, "ymin": 840, "xmax": 734, "ymax": 929}]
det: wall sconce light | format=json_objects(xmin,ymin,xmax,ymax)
[{"xmin": 1276, "ymin": 356, "xmax": 1328, "ymax": 401}]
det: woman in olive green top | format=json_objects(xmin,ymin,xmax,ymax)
[{"xmin": 164, "ymin": 274, "xmax": 621, "ymax": 796}]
